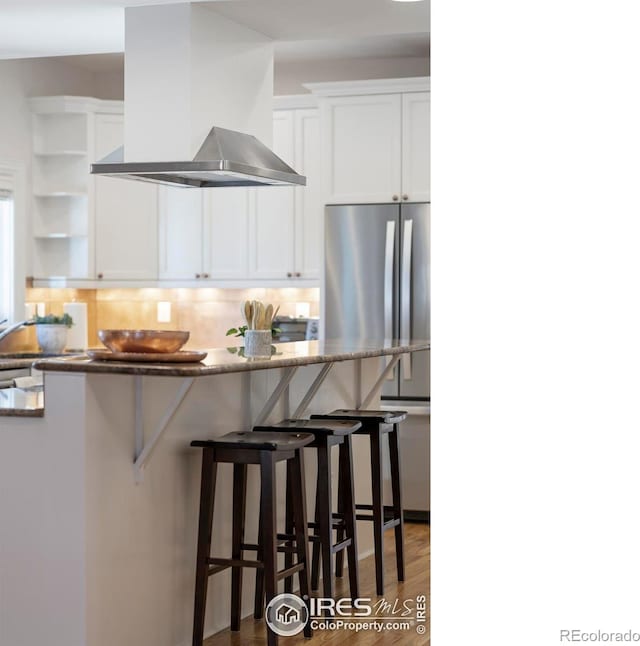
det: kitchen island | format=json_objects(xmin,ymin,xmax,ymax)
[{"xmin": 0, "ymin": 338, "xmax": 428, "ymax": 646}]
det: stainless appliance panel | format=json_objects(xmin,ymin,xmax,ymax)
[
  {"xmin": 399, "ymin": 203, "xmax": 430, "ymax": 399},
  {"xmin": 325, "ymin": 204, "xmax": 400, "ymax": 345}
]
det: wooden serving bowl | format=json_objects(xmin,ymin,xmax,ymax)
[{"xmin": 98, "ymin": 329, "xmax": 190, "ymax": 354}]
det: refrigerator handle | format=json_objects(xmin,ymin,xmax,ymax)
[
  {"xmin": 384, "ymin": 220, "xmax": 397, "ymax": 379},
  {"xmin": 401, "ymin": 218, "xmax": 413, "ymax": 380},
  {"xmin": 384, "ymin": 220, "xmax": 396, "ymax": 341}
]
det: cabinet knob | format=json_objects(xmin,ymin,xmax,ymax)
[
  {"xmin": 392, "ymin": 195, "xmax": 399, "ymax": 201},
  {"xmin": 97, "ymin": 273, "xmax": 103, "ymax": 279},
  {"xmin": 287, "ymin": 272, "xmax": 293, "ymax": 278},
  {"xmin": 202, "ymin": 273, "xmax": 210, "ymax": 279},
  {"xmin": 402, "ymin": 194, "xmax": 409, "ymax": 201},
  {"xmin": 195, "ymin": 273, "xmax": 201, "ymax": 279},
  {"xmin": 295, "ymin": 272, "xmax": 301, "ymax": 278}
]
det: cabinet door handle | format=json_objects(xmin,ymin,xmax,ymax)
[
  {"xmin": 392, "ymin": 194, "xmax": 399, "ymax": 201},
  {"xmin": 195, "ymin": 273, "xmax": 201, "ymax": 279},
  {"xmin": 287, "ymin": 272, "xmax": 293, "ymax": 278},
  {"xmin": 202, "ymin": 273, "xmax": 210, "ymax": 279},
  {"xmin": 295, "ymin": 272, "xmax": 301, "ymax": 278},
  {"xmin": 97, "ymin": 273, "xmax": 103, "ymax": 279},
  {"xmin": 402, "ymin": 194, "xmax": 409, "ymax": 201}
]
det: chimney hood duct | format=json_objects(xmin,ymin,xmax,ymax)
[{"xmin": 90, "ymin": 126, "xmax": 306, "ymax": 188}]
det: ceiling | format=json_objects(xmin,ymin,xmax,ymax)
[{"xmin": 0, "ymin": 0, "xmax": 429, "ymax": 62}]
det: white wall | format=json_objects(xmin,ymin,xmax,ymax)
[{"xmin": 274, "ymin": 55, "xmax": 429, "ymax": 95}]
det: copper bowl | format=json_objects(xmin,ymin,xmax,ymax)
[{"xmin": 98, "ymin": 329, "xmax": 190, "ymax": 354}]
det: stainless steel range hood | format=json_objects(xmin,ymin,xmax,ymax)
[{"xmin": 90, "ymin": 126, "xmax": 306, "ymax": 188}]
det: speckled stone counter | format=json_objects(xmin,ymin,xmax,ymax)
[
  {"xmin": 33, "ymin": 339, "xmax": 430, "ymax": 377},
  {"xmin": 0, "ymin": 351, "xmax": 78, "ymax": 370},
  {"xmin": 0, "ymin": 387, "xmax": 44, "ymax": 417}
]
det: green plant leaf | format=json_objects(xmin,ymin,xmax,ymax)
[{"xmin": 32, "ymin": 313, "xmax": 73, "ymax": 328}]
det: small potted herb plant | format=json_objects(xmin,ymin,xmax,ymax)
[{"xmin": 33, "ymin": 313, "xmax": 73, "ymax": 354}]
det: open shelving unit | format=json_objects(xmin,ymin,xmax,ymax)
[
  {"xmin": 30, "ymin": 103, "xmax": 91, "ymax": 280},
  {"xmin": 29, "ymin": 97, "xmax": 123, "ymax": 283}
]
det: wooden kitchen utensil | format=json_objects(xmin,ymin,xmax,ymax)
[
  {"xmin": 243, "ymin": 301, "xmax": 253, "ymax": 328},
  {"xmin": 264, "ymin": 304, "xmax": 273, "ymax": 330}
]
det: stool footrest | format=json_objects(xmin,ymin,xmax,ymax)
[
  {"xmin": 277, "ymin": 563, "xmax": 304, "ymax": 581},
  {"xmin": 332, "ymin": 537, "xmax": 353, "ymax": 554},
  {"xmin": 356, "ymin": 503, "xmax": 396, "ymax": 513},
  {"xmin": 208, "ymin": 557, "xmax": 263, "ymax": 570},
  {"xmin": 355, "ymin": 514, "xmax": 401, "ymax": 529},
  {"xmin": 308, "ymin": 518, "xmax": 346, "ymax": 530}
]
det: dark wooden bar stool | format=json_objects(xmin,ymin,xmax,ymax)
[
  {"xmin": 191, "ymin": 430, "xmax": 314, "ymax": 646},
  {"xmin": 253, "ymin": 418, "xmax": 362, "ymax": 610},
  {"xmin": 311, "ymin": 409, "xmax": 407, "ymax": 595}
]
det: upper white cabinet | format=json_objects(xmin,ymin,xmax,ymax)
[
  {"xmin": 251, "ymin": 111, "xmax": 296, "ymax": 279},
  {"xmin": 158, "ymin": 103, "xmax": 321, "ymax": 284},
  {"xmin": 158, "ymin": 186, "xmax": 251, "ymax": 280},
  {"xmin": 321, "ymin": 93, "xmax": 402, "ymax": 204},
  {"xmin": 158, "ymin": 188, "xmax": 204, "ymax": 280},
  {"xmin": 205, "ymin": 188, "xmax": 252, "ymax": 279},
  {"xmin": 402, "ymin": 92, "xmax": 430, "ymax": 203},
  {"xmin": 251, "ymin": 106, "xmax": 322, "ymax": 280},
  {"xmin": 308, "ymin": 77, "xmax": 430, "ymax": 205},
  {"xmin": 294, "ymin": 108, "xmax": 323, "ymax": 279},
  {"xmin": 93, "ymin": 114, "xmax": 158, "ymax": 280}
]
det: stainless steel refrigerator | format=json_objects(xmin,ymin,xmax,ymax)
[{"xmin": 324, "ymin": 202, "xmax": 430, "ymax": 516}]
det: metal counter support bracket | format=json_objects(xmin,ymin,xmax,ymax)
[
  {"xmin": 293, "ymin": 363, "xmax": 334, "ymax": 418},
  {"xmin": 358, "ymin": 354, "xmax": 402, "ymax": 410},
  {"xmin": 253, "ymin": 366, "xmax": 298, "ymax": 427},
  {"xmin": 134, "ymin": 376, "xmax": 195, "ymax": 483}
]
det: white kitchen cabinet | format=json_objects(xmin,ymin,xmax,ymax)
[
  {"xmin": 251, "ymin": 107, "xmax": 321, "ymax": 281},
  {"xmin": 158, "ymin": 187, "xmax": 204, "ymax": 280},
  {"xmin": 402, "ymin": 91, "xmax": 430, "ymax": 202},
  {"xmin": 205, "ymin": 188, "xmax": 251, "ymax": 279},
  {"xmin": 321, "ymin": 93, "xmax": 402, "ymax": 204},
  {"xmin": 93, "ymin": 114, "xmax": 158, "ymax": 280},
  {"xmin": 158, "ymin": 105, "xmax": 321, "ymax": 284},
  {"xmin": 251, "ymin": 111, "xmax": 296, "ymax": 279},
  {"xmin": 158, "ymin": 187, "xmax": 251, "ymax": 281},
  {"xmin": 308, "ymin": 77, "xmax": 430, "ymax": 205},
  {"xmin": 294, "ymin": 108, "xmax": 322, "ymax": 279}
]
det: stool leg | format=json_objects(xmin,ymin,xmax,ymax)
[
  {"xmin": 192, "ymin": 449, "xmax": 217, "ymax": 646},
  {"xmin": 253, "ymin": 490, "xmax": 264, "ymax": 619},
  {"xmin": 335, "ymin": 455, "xmax": 345, "ymax": 579},
  {"xmin": 388, "ymin": 423, "xmax": 405, "ymax": 582},
  {"xmin": 370, "ymin": 430, "xmax": 385, "ymax": 595},
  {"xmin": 340, "ymin": 435, "xmax": 360, "ymax": 600},
  {"xmin": 290, "ymin": 448, "xmax": 313, "ymax": 639},
  {"xmin": 316, "ymin": 439, "xmax": 334, "ymax": 609},
  {"xmin": 230, "ymin": 463, "xmax": 247, "ymax": 631},
  {"xmin": 310, "ymin": 466, "xmax": 321, "ymax": 592},
  {"xmin": 260, "ymin": 452, "xmax": 279, "ymax": 646},
  {"xmin": 284, "ymin": 459, "xmax": 294, "ymax": 593}
]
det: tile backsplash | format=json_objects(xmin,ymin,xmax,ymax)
[{"xmin": 1, "ymin": 287, "xmax": 319, "ymax": 352}]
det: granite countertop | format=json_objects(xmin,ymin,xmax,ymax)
[
  {"xmin": 0, "ymin": 387, "xmax": 44, "ymax": 417},
  {"xmin": 33, "ymin": 339, "xmax": 430, "ymax": 377},
  {"xmin": 0, "ymin": 352, "xmax": 80, "ymax": 370}
]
